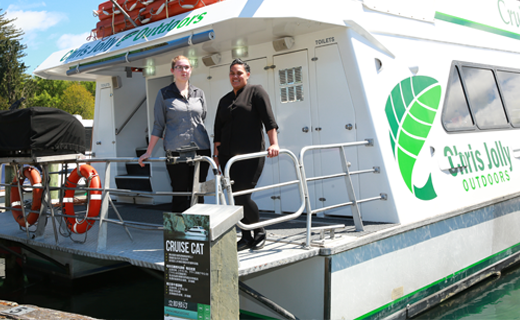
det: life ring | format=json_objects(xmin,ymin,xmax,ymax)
[
  {"xmin": 63, "ymin": 164, "xmax": 102, "ymax": 234},
  {"xmin": 10, "ymin": 166, "xmax": 43, "ymax": 227}
]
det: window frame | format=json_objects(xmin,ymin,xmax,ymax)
[{"xmin": 442, "ymin": 61, "xmax": 515, "ymax": 133}]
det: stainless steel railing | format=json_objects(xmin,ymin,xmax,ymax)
[
  {"xmin": 0, "ymin": 139, "xmax": 386, "ymax": 249},
  {"xmin": 222, "ymin": 149, "xmax": 306, "ymax": 231}
]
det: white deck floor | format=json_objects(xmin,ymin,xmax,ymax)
[{"xmin": 0, "ymin": 201, "xmax": 397, "ymax": 277}]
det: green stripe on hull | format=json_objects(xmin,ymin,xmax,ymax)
[
  {"xmin": 356, "ymin": 241, "xmax": 520, "ymax": 319},
  {"xmin": 435, "ymin": 11, "xmax": 520, "ymax": 41}
]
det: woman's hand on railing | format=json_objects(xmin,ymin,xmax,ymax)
[
  {"xmin": 267, "ymin": 144, "xmax": 280, "ymax": 158},
  {"xmin": 138, "ymin": 152, "xmax": 151, "ymax": 167}
]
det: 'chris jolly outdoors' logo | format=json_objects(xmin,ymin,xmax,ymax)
[{"xmin": 385, "ymin": 76, "xmax": 442, "ymax": 201}]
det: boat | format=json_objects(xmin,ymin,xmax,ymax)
[
  {"xmin": 91, "ymin": 0, "xmax": 222, "ymax": 39},
  {"xmin": 185, "ymin": 226, "xmax": 208, "ymax": 238},
  {"xmin": 5, "ymin": 0, "xmax": 520, "ymax": 318}
]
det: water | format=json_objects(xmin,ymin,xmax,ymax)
[
  {"xmin": 414, "ymin": 263, "xmax": 520, "ymax": 319},
  {"xmin": 0, "ymin": 265, "xmax": 165, "ymax": 320},
  {"xmin": 1, "ymin": 259, "xmax": 520, "ymax": 319}
]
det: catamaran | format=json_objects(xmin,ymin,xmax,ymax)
[{"xmin": 1, "ymin": 0, "xmax": 520, "ymax": 318}]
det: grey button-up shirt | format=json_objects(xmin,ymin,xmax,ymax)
[{"xmin": 151, "ymin": 83, "xmax": 210, "ymax": 151}]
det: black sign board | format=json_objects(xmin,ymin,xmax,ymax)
[{"xmin": 164, "ymin": 212, "xmax": 211, "ymax": 320}]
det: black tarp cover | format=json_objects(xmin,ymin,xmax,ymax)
[{"xmin": 0, "ymin": 107, "xmax": 86, "ymax": 157}]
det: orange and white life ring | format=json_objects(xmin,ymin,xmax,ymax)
[
  {"xmin": 11, "ymin": 166, "xmax": 43, "ymax": 227},
  {"xmin": 63, "ymin": 164, "xmax": 102, "ymax": 234}
]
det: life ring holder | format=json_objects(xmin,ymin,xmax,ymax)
[
  {"xmin": 62, "ymin": 164, "xmax": 102, "ymax": 234},
  {"xmin": 10, "ymin": 166, "xmax": 43, "ymax": 228}
]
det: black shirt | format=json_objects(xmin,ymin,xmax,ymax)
[{"xmin": 214, "ymin": 84, "xmax": 278, "ymax": 156}]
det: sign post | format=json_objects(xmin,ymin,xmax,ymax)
[{"xmin": 163, "ymin": 204, "xmax": 243, "ymax": 320}]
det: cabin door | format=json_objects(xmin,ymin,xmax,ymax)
[
  {"xmin": 273, "ymin": 50, "xmax": 315, "ymax": 213},
  {"xmin": 207, "ymin": 58, "xmax": 280, "ymax": 212},
  {"xmin": 313, "ymin": 43, "xmax": 358, "ymax": 217},
  {"xmin": 92, "ymin": 84, "xmax": 117, "ymax": 188}
]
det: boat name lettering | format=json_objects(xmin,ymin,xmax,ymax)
[
  {"xmin": 497, "ymin": 0, "xmax": 520, "ymax": 27},
  {"xmin": 165, "ymin": 240, "xmax": 204, "ymax": 255},
  {"xmin": 60, "ymin": 49, "xmax": 76, "ymax": 62},
  {"xmin": 61, "ymin": 12, "xmax": 208, "ymax": 61},
  {"xmin": 444, "ymin": 140, "xmax": 513, "ymax": 192},
  {"xmin": 315, "ymin": 37, "xmax": 335, "ymax": 46},
  {"xmin": 118, "ymin": 12, "xmax": 207, "ymax": 47},
  {"xmin": 63, "ymin": 45, "xmax": 92, "ymax": 61},
  {"xmin": 86, "ymin": 36, "xmax": 119, "ymax": 55},
  {"xmin": 462, "ymin": 169, "xmax": 510, "ymax": 192}
]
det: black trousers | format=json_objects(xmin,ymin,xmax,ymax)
[
  {"xmin": 219, "ymin": 155, "xmax": 265, "ymax": 239},
  {"xmin": 166, "ymin": 149, "xmax": 211, "ymax": 213}
]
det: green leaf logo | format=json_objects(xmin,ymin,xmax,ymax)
[{"xmin": 385, "ymin": 76, "xmax": 441, "ymax": 201}]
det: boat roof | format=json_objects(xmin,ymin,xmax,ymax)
[{"xmin": 33, "ymin": 0, "xmax": 351, "ymax": 81}]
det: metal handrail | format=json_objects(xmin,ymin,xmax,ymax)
[
  {"xmin": 223, "ymin": 149, "xmax": 306, "ymax": 231},
  {"xmin": 115, "ymin": 96, "xmax": 147, "ymax": 135},
  {"xmin": 300, "ymin": 139, "xmax": 385, "ymax": 247},
  {"xmin": 2, "ymin": 155, "xmax": 221, "ymax": 248}
]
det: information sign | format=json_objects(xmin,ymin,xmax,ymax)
[{"xmin": 164, "ymin": 212, "xmax": 211, "ymax": 320}]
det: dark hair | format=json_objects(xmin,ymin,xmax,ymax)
[{"xmin": 230, "ymin": 58, "xmax": 250, "ymax": 73}]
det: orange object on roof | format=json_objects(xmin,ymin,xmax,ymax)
[{"xmin": 92, "ymin": 0, "xmax": 221, "ymax": 39}]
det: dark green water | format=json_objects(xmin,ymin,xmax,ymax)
[
  {"xmin": 414, "ymin": 263, "xmax": 520, "ymax": 320},
  {"xmin": 1, "ymin": 261, "xmax": 520, "ymax": 319}
]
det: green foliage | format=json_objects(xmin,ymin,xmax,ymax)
[
  {"xmin": 59, "ymin": 83, "xmax": 95, "ymax": 119},
  {"xmin": 0, "ymin": 9, "xmax": 34, "ymax": 110},
  {"xmin": 0, "ymin": 9, "xmax": 96, "ymax": 116}
]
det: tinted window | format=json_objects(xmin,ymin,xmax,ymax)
[
  {"xmin": 461, "ymin": 66, "xmax": 508, "ymax": 129},
  {"xmin": 443, "ymin": 66, "xmax": 474, "ymax": 131},
  {"xmin": 496, "ymin": 70, "xmax": 520, "ymax": 127}
]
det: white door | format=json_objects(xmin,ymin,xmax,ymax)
[
  {"xmin": 207, "ymin": 58, "xmax": 280, "ymax": 211},
  {"xmin": 92, "ymin": 85, "xmax": 117, "ymax": 188},
  {"xmin": 313, "ymin": 44, "xmax": 358, "ymax": 216},
  {"xmin": 273, "ymin": 50, "xmax": 315, "ymax": 213}
]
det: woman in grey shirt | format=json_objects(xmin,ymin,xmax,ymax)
[{"xmin": 139, "ymin": 55, "xmax": 211, "ymax": 212}]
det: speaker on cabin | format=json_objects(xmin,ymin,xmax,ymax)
[
  {"xmin": 202, "ymin": 53, "xmax": 221, "ymax": 67},
  {"xmin": 272, "ymin": 37, "xmax": 294, "ymax": 52},
  {"xmin": 112, "ymin": 76, "xmax": 122, "ymax": 89}
]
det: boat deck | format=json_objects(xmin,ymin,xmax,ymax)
[{"xmin": 0, "ymin": 201, "xmax": 398, "ymax": 277}]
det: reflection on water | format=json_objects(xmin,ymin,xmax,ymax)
[
  {"xmin": 0, "ymin": 265, "xmax": 164, "ymax": 320},
  {"xmin": 1, "ymin": 259, "xmax": 520, "ymax": 319},
  {"xmin": 414, "ymin": 263, "xmax": 520, "ymax": 319}
]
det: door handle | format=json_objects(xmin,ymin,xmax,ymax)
[{"xmin": 302, "ymin": 126, "xmax": 309, "ymax": 133}]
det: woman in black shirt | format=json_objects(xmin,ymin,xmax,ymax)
[{"xmin": 213, "ymin": 59, "xmax": 279, "ymax": 251}]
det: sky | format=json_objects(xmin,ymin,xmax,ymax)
[{"xmin": 4, "ymin": 1, "xmax": 98, "ymax": 75}]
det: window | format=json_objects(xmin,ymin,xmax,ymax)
[
  {"xmin": 442, "ymin": 66, "xmax": 474, "ymax": 131},
  {"xmin": 442, "ymin": 61, "xmax": 517, "ymax": 133},
  {"xmin": 496, "ymin": 70, "xmax": 520, "ymax": 127},
  {"xmin": 460, "ymin": 66, "xmax": 508, "ymax": 129},
  {"xmin": 279, "ymin": 67, "xmax": 304, "ymax": 103}
]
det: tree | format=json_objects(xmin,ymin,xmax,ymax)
[
  {"xmin": 0, "ymin": 9, "xmax": 34, "ymax": 110},
  {"xmin": 59, "ymin": 83, "xmax": 94, "ymax": 118}
]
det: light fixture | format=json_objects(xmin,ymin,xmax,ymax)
[
  {"xmin": 144, "ymin": 58, "xmax": 156, "ymax": 76},
  {"xmin": 272, "ymin": 37, "xmax": 294, "ymax": 52},
  {"xmin": 232, "ymin": 46, "xmax": 248, "ymax": 59},
  {"xmin": 202, "ymin": 53, "xmax": 221, "ymax": 66},
  {"xmin": 189, "ymin": 57, "xmax": 199, "ymax": 68}
]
